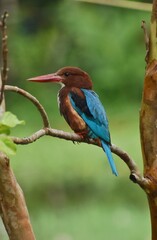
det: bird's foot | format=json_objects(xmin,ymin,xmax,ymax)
[
  {"xmin": 72, "ymin": 140, "xmax": 80, "ymax": 145},
  {"xmin": 76, "ymin": 130, "xmax": 88, "ymax": 139}
]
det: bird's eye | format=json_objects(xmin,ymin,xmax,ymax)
[{"xmin": 64, "ymin": 72, "xmax": 70, "ymax": 77}]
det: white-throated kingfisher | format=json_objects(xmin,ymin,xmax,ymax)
[{"xmin": 28, "ymin": 67, "xmax": 118, "ymax": 176}]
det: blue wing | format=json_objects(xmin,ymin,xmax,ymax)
[
  {"xmin": 69, "ymin": 89, "xmax": 110, "ymax": 143},
  {"xmin": 82, "ymin": 89, "xmax": 110, "ymax": 142},
  {"xmin": 69, "ymin": 89, "xmax": 118, "ymax": 176}
]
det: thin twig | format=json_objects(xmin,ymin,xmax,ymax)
[
  {"xmin": 0, "ymin": 11, "xmax": 9, "ymax": 105},
  {"xmin": 11, "ymin": 129, "xmax": 46, "ymax": 144},
  {"xmin": 4, "ymin": 85, "xmax": 50, "ymax": 128},
  {"xmin": 111, "ymin": 144, "xmax": 149, "ymax": 188},
  {"xmin": 76, "ymin": 0, "xmax": 152, "ymax": 12},
  {"xmin": 141, "ymin": 20, "xmax": 150, "ymax": 64}
]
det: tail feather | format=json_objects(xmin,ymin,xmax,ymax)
[{"xmin": 101, "ymin": 140, "xmax": 118, "ymax": 176}]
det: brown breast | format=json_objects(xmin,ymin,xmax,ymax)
[{"xmin": 58, "ymin": 87, "xmax": 87, "ymax": 133}]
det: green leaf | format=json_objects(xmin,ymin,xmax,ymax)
[
  {"xmin": 0, "ymin": 124, "xmax": 10, "ymax": 134},
  {"xmin": 0, "ymin": 111, "xmax": 25, "ymax": 128},
  {"xmin": 0, "ymin": 135, "xmax": 17, "ymax": 156}
]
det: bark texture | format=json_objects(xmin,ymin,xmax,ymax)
[
  {"xmin": 140, "ymin": 60, "xmax": 157, "ymax": 240},
  {"xmin": 0, "ymin": 152, "xmax": 36, "ymax": 240}
]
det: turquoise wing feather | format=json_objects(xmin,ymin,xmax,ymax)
[{"xmin": 69, "ymin": 89, "xmax": 118, "ymax": 176}]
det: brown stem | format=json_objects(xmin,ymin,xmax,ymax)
[
  {"xmin": 5, "ymin": 85, "xmax": 50, "ymax": 128},
  {"xmin": 76, "ymin": 0, "xmax": 152, "ymax": 11},
  {"xmin": 141, "ymin": 20, "xmax": 150, "ymax": 64},
  {"xmin": 148, "ymin": 0, "xmax": 157, "ymax": 63},
  {"xmin": 0, "ymin": 11, "xmax": 9, "ymax": 105}
]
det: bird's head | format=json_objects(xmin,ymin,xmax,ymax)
[{"xmin": 28, "ymin": 66, "xmax": 93, "ymax": 89}]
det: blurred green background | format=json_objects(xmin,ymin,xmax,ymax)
[{"xmin": 0, "ymin": 0, "xmax": 152, "ymax": 239}]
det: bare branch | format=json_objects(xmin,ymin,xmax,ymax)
[
  {"xmin": 11, "ymin": 129, "xmax": 46, "ymax": 144},
  {"xmin": 76, "ymin": 0, "xmax": 152, "ymax": 12},
  {"xmin": 0, "ymin": 11, "xmax": 9, "ymax": 105},
  {"xmin": 5, "ymin": 85, "xmax": 50, "ymax": 128},
  {"xmin": 11, "ymin": 126, "xmax": 147, "ymax": 186},
  {"xmin": 141, "ymin": 20, "xmax": 150, "ymax": 64}
]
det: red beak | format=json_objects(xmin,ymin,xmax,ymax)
[{"xmin": 28, "ymin": 73, "xmax": 62, "ymax": 83}]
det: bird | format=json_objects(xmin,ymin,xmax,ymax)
[{"xmin": 28, "ymin": 66, "xmax": 118, "ymax": 176}]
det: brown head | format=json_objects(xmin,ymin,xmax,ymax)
[{"xmin": 28, "ymin": 66, "xmax": 93, "ymax": 89}]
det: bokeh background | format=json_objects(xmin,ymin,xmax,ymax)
[{"xmin": 0, "ymin": 0, "xmax": 152, "ymax": 239}]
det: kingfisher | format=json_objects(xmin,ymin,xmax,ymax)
[{"xmin": 29, "ymin": 66, "xmax": 118, "ymax": 176}]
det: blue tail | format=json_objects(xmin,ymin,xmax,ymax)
[{"xmin": 101, "ymin": 140, "xmax": 118, "ymax": 176}]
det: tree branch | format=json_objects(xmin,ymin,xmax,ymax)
[
  {"xmin": 11, "ymin": 126, "xmax": 147, "ymax": 186},
  {"xmin": 0, "ymin": 11, "xmax": 9, "ymax": 105},
  {"xmin": 5, "ymin": 85, "xmax": 50, "ymax": 128},
  {"xmin": 141, "ymin": 20, "xmax": 150, "ymax": 63},
  {"xmin": 76, "ymin": 0, "xmax": 152, "ymax": 12}
]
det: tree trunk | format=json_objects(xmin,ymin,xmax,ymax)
[
  {"xmin": 140, "ymin": 1, "xmax": 157, "ymax": 239},
  {"xmin": 140, "ymin": 59, "xmax": 157, "ymax": 240}
]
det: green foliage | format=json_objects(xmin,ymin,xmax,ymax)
[
  {"xmin": 0, "ymin": 136, "xmax": 16, "ymax": 156},
  {"xmin": 0, "ymin": 201, "xmax": 150, "ymax": 240},
  {"xmin": 0, "ymin": 111, "xmax": 25, "ymax": 131},
  {"xmin": 30, "ymin": 203, "xmax": 149, "ymax": 240},
  {"xmin": 0, "ymin": 112, "xmax": 24, "ymax": 156},
  {"xmin": 9, "ymin": 1, "xmax": 150, "ymax": 104}
]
